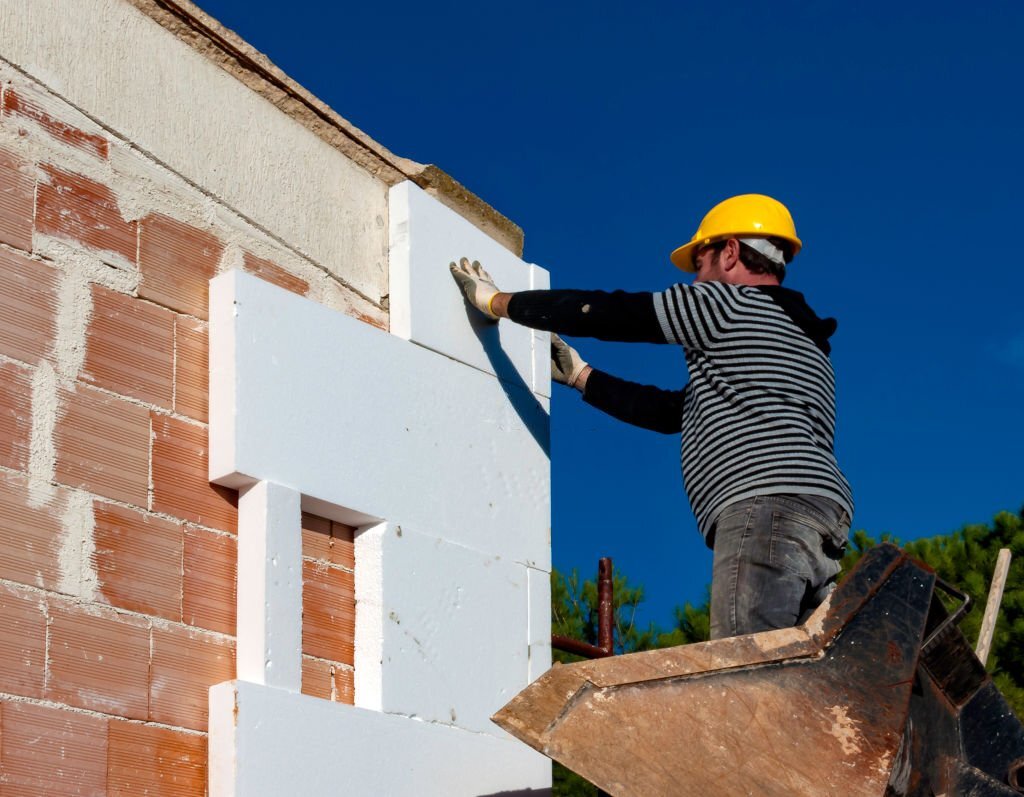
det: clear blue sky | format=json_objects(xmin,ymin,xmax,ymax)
[{"xmin": 196, "ymin": 0, "xmax": 1024, "ymax": 629}]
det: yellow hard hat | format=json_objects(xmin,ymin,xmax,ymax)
[{"xmin": 670, "ymin": 194, "xmax": 803, "ymax": 272}]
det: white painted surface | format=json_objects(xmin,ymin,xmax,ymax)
[
  {"xmin": 0, "ymin": 0, "xmax": 389, "ymax": 301},
  {"xmin": 389, "ymin": 182, "xmax": 552, "ymax": 397},
  {"xmin": 209, "ymin": 681, "xmax": 551, "ymax": 797},
  {"xmin": 236, "ymin": 481, "xmax": 302, "ymax": 692},
  {"xmin": 209, "ymin": 270, "xmax": 550, "ymax": 570}
]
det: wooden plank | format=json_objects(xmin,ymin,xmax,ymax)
[{"xmin": 975, "ymin": 548, "xmax": 1012, "ymax": 668}]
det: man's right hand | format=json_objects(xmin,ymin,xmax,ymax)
[
  {"xmin": 551, "ymin": 334, "xmax": 590, "ymax": 390},
  {"xmin": 450, "ymin": 258, "xmax": 501, "ymax": 321}
]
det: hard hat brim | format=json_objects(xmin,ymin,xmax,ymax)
[{"xmin": 670, "ymin": 241, "xmax": 702, "ymax": 273}]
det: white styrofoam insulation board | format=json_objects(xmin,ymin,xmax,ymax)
[
  {"xmin": 208, "ymin": 180, "xmax": 552, "ymax": 793},
  {"xmin": 389, "ymin": 181, "xmax": 552, "ymax": 398}
]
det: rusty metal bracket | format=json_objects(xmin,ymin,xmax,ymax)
[
  {"xmin": 552, "ymin": 557, "xmax": 615, "ymax": 659},
  {"xmin": 923, "ymin": 576, "xmax": 972, "ymax": 649}
]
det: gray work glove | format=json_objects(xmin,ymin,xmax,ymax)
[
  {"xmin": 449, "ymin": 257, "xmax": 500, "ymax": 321},
  {"xmin": 551, "ymin": 334, "xmax": 589, "ymax": 389}
]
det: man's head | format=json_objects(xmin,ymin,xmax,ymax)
[
  {"xmin": 671, "ymin": 194, "xmax": 801, "ymax": 282},
  {"xmin": 692, "ymin": 236, "xmax": 792, "ymax": 285}
]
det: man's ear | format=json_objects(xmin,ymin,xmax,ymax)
[{"xmin": 720, "ymin": 238, "xmax": 741, "ymax": 272}]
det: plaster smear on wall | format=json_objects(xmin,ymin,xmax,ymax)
[
  {"xmin": 58, "ymin": 489, "xmax": 98, "ymax": 600},
  {"xmin": 28, "ymin": 361, "xmax": 58, "ymax": 508},
  {"xmin": 0, "ymin": 60, "xmax": 387, "ymax": 326},
  {"xmin": 0, "ymin": 0, "xmax": 391, "ymax": 302}
]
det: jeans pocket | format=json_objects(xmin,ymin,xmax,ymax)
[{"xmin": 769, "ymin": 512, "xmax": 824, "ymax": 579}]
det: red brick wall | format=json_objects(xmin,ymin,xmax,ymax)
[{"xmin": 0, "ymin": 74, "xmax": 362, "ymax": 794}]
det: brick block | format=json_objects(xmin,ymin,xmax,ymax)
[
  {"xmin": 150, "ymin": 623, "xmax": 235, "ymax": 731},
  {"xmin": 139, "ymin": 214, "xmax": 222, "ymax": 319},
  {"xmin": 0, "ymin": 248, "xmax": 58, "ymax": 364},
  {"xmin": 94, "ymin": 502, "xmax": 182, "ymax": 621},
  {"xmin": 301, "ymin": 512, "xmax": 355, "ymax": 571},
  {"xmin": 243, "ymin": 251, "xmax": 309, "ymax": 296},
  {"xmin": 37, "ymin": 164, "xmax": 136, "ymax": 265},
  {"xmin": 46, "ymin": 600, "xmax": 151, "ymax": 720},
  {"xmin": 302, "ymin": 559, "xmax": 355, "ymax": 665},
  {"xmin": 1, "ymin": 701, "xmax": 107, "ymax": 796},
  {"xmin": 0, "ymin": 474, "xmax": 62, "ymax": 589},
  {"xmin": 107, "ymin": 720, "xmax": 206, "ymax": 797},
  {"xmin": 54, "ymin": 384, "xmax": 150, "ymax": 506},
  {"xmin": 82, "ymin": 285, "xmax": 174, "ymax": 408},
  {"xmin": 173, "ymin": 316, "xmax": 208, "ymax": 422},
  {"xmin": 183, "ymin": 526, "xmax": 236, "ymax": 635},
  {"xmin": 0, "ymin": 147, "xmax": 34, "ymax": 251},
  {"xmin": 301, "ymin": 655, "xmax": 354, "ymax": 704},
  {"xmin": 0, "ymin": 583, "xmax": 46, "ymax": 698},
  {"xmin": 3, "ymin": 88, "xmax": 109, "ymax": 159},
  {"xmin": 151, "ymin": 413, "xmax": 237, "ymax": 532},
  {"xmin": 0, "ymin": 359, "xmax": 32, "ymax": 471}
]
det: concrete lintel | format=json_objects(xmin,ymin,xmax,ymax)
[{"xmin": 123, "ymin": 0, "xmax": 524, "ymax": 256}]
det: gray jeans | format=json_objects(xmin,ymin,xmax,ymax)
[{"xmin": 708, "ymin": 494, "xmax": 851, "ymax": 640}]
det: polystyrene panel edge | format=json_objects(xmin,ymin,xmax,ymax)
[
  {"xmin": 388, "ymin": 182, "xmax": 414, "ymax": 341},
  {"xmin": 530, "ymin": 263, "xmax": 553, "ymax": 398},
  {"xmin": 209, "ymin": 680, "xmax": 551, "ymax": 796},
  {"xmin": 208, "ymin": 270, "xmax": 241, "ymax": 484}
]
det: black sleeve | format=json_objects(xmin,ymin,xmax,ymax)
[
  {"xmin": 581, "ymin": 369, "xmax": 683, "ymax": 434},
  {"xmin": 506, "ymin": 289, "xmax": 666, "ymax": 343}
]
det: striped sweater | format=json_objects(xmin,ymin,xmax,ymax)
[{"xmin": 507, "ymin": 282, "xmax": 854, "ymax": 539}]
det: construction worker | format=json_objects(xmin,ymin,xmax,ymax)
[{"xmin": 451, "ymin": 194, "xmax": 854, "ymax": 640}]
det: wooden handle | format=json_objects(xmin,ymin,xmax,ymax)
[{"xmin": 975, "ymin": 548, "xmax": 1012, "ymax": 668}]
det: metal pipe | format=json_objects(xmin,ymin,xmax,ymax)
[
  {"xmin": 550, "ymin": 557, "xmax": 616, "ymax": 659},
  {"xmin": 551, "ymin": 635, "xmax": 614, "ymax": 659},
  {"xmin": 598, "ymin": 557, "xmax": 613, "ymax": 654},
  {"xmin": 595, "ymin": 558, "xmax": 615, "ymax": 797}
]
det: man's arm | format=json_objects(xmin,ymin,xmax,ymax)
[
  {"xmin": 551, "ymin": 334, "xmax": 681, "ymax": 435},
  {"xmin": 582, "ymin": 369, "xmax": 683, "ymax": 434},
  {"xmin": 500, "ymin": 289, "xmax": 665, "ymax": 343},
  {"xmin": 450, "ymin": 258, "xmax": 666, "ymax": 343},
  {"xmin": 451, "ymin": 257, "xmax": 732, "ymax": 352}
]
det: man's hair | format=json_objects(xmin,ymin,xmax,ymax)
[
  {"xmin": 708, "ymin": 237, "xmax": 789, "ymax": 283},
  {"xmin": 739, "ymin": 237, "xmax": 790, "ymax": 283}
]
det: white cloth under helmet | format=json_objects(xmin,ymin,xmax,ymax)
[{"xmin": 738, "ymin": 237, "xmax": 787, "ymax": 266}]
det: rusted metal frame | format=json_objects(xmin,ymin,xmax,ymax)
[
  {"xmin": 552, "ymin": 557, "xmax": 615, "ymax": 659},
  {"xmin": 923, "ymin": 576, "xmax": 972, "ymax": 648},
  {"xmin": 1009, "ymin": 757, "xmax": 1024, "ymax": 792},
  {"xmin": 550, "ymin": 557, "xmax": 615, "ymax": 797},
  {"xmin": 549, "ymin": 636, "xmax": 614, "ymax": 659},
  {"xmin": 597, "ymin": 557, "xmax": 614, "ymax": 653}
]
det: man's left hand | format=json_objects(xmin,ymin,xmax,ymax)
[{"xmin": 551, "ymin": 334, "xmax": 589, "ymax": 390}]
